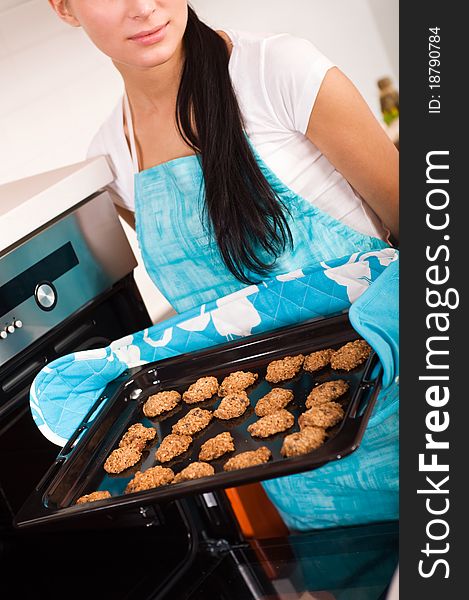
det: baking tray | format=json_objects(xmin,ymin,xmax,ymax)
[{"xmin": 15, "ymin": 313, "xmax": 382, "ymax": 528}]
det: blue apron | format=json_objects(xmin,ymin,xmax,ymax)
[
  {"xmin": 124, "ymin": 96, "xmax": 398, "ymax": 530},
  {"xmin": 134, "ymin": 148, "xmax": 388, "ymax": 313}
]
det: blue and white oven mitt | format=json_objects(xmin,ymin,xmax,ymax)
[{"xmin": 30, "ymin": 248, "xmax": 399, "ymax": 530}]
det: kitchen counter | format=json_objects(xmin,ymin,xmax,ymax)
[{"xmin": 0, "ymin": 156, "xmax": 113, "ymax": 255}]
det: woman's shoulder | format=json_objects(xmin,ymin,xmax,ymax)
[
  {"xmin": 87, "ymin": 97, "xmax": 125, "ymax": 156},
  {"xmin": 222, "ymin": 29, "xmax": 334, "ymax": 133},
  {"xmin": 221, "ymin": 28, "xmax": 330, "ymax": 61},
  {"xmin": 223, "ymin": 28, "xmax": 334, "ymax": 91}
]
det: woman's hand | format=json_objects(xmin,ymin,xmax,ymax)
[{"xmin": 306, "ymin": 67, "xmax": 399, "ymax": 241}]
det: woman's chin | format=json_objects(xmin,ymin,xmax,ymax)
[
  {"xmin": 132, "ymin": 36, "xmax": 184, "ymax": 67},
  {"xmin": 113, "ymin": 46, "xmax": 179, "ymax": 71}
]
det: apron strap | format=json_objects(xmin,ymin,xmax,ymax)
[{"xmin": 123, "ymin": 92, "xmax": 140, "ymax": 174}]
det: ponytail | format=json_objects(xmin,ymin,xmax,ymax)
[{"xmin": 176, "ymin": 6, "xmax": 293, "ymax": 284}]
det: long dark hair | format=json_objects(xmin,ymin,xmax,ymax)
[{"xmin": 176, "ymin": 6, "xmax": 293, "ymax": 284}]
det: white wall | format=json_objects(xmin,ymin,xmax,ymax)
[
  {"xmin": 191, "ymin": 0, "xmax": 397, "ymax": 116},
  {"xmin": 366, "ymin": 0, "xmax": 399, "ymax": 79},
  {"xmin": 0, "ymin": 1, "xmax": 124, "ymax": 185},
  {"xmin": 0, "ymin": 0, "xmax": 29, "ymax": 10},
  {"xmin": 0, "ymin": 0, "xmax": 397, "ymax": 323}
]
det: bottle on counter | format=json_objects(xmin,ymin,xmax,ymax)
[{"xmin": 377, "ymin": 77, "xmax": 399, "ymax": 126}]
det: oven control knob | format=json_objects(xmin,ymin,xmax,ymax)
[
  {"xmin": 0, "ymin": 330, "xmax": 7, "ymax": 339},
  {"xmin": 7, "ymin": 325, "xmax": 15, "ymax": 334},
  {"xmin": 14, "ymin": 320, "xmax": 23, "ymax": 329},
  {"xmin": 35, "ymin": 282, "xmax": 57, "ymax": 311}
]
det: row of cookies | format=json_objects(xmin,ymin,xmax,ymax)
[
  {"xmin": 77, "ymin": 430, "xmax": 270, "ymax": 503},
  {"xmin": 265, "ymin": 339, "xmax": 371, "ymax": 384},
  {"xmin": 142, "ymin": 370, "xmax": 258, "ymax": 418},
  {"xmin": 124, "ymin": 444, "xmax": 275, "ymax": 495},
  {"xmin": 141, "ymin": 338, "xmax": 370, "ymax": 419}
]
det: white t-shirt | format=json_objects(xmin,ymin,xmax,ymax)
[{"xmin": 87, "ymin": 29, "xmax": 387, "ymax": 240}]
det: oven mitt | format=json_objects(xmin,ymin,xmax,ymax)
[{"xmin": 349, "ymin": 256, "xmax": 399, "ymax": 389}]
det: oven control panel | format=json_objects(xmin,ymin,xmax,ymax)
[
  {"xmin": 0, "ymin": 319, "xmax": 23, "ymax": 339},
  {"xmin": 0, "ymin": 191, "xmax": 137, "ymax": 368}
]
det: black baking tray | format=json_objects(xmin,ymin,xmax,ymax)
[{"xmin": 15, "ymin": 313, "xmax": 382, "ymax": 529}]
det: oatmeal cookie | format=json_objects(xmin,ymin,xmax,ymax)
[
  {"xmin": 125, "ymin": 465, "xmax": 174, "ymax": 494},
  {"xmin": 155, "ymin": 433, "xmax": 192, "ymax": 463},
  {"xmin": 305, "ymin": 379, "xmax": 349, "ymax": 408},
  {"xmin": 172, "ymin": 462, "xmax": 215, "ymax": 484},
  {"xmin": 330, "ymin": 339, "xmax": 372, "ymax": 371},
  {"xmin": 119, "ymin": 423, "xmax": 157, "ymax": 451},
  {"xmin": 303, "ymin": 348, "xmax": 334, "ymax": 373},
  {"xmin": 199, "ymin": 432, "xmax": 235, "ymax": 461},
  {"xmin": 265, "ymin": 354, "xmax": 304, "ymax": 383},
  {"xmin": 183, "ymin": 376, "xmax": 219, "ymax": 404},
  {"xmin": 213, "ymin": 391, "xmax": 250, "ymax": 420},
  {"xmin": 255, "ymin": 388, "xmax": 294, "ymax": 417},
  {"xmin": 143, "ymin": 390, "xmax": 181, "ymax": 417},
  {"xmin": 223, "ymin": 447, "xmax": 272, "ymax": 471},
  {"xmin": 76, "ymin": 491, "xmax": 111, "ymax": 504},
  {"xmin": 247, "ymin": 409, "xmax": 295, "ymax": 438},
  {"xmin": 218, "ymin": 371, "xmax": 258, "ymax": 396},
  {"xmin": 299, "ymin": 401, "xmax": 344, "ymax": 429},
  {"xmin": 280, "ymin": 427, "xmax": 326, "ymax": 457},
  {"xmin": 104, "ymin": 446, "xmax": 142, "ymax": 474},
  {"xmin": 172, "ymin": 408, "xmax": 213, "ymax": 436}
]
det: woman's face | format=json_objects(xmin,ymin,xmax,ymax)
[{"xmin": 49, "ymin": 1, "xmax": 188, "ymax": 69}]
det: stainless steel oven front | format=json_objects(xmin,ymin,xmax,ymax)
[{"xmin": 0, "ymin": 191, "xmax": 150, "ymax": 520}]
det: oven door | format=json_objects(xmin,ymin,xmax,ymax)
[{"xmin": 167, "ymin": 520, "xmax": 398, "ymax": 600}]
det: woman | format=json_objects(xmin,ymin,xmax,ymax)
[
  {"xmin": 48, "ymin": 0, "xmax": 399, "ymax": 529},
  {"xmin": 49, "ymin": 1, "xmax": 397, "ymax": 307}
]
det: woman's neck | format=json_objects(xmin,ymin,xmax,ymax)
[{"xmin": 114, "ymin": 42, "xmax": 185, "ymax": 115}]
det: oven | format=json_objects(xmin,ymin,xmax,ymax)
[
  {"xmin": 0, "ymin": 189, "xmax": 398, "ymax": 599},
  {"xmin": 0, "ymin": 191, "xmax": 204, "ymax": 597},
  {"xmin": 0, "ymin": 191, "xmax": 152, "ymax": 520}
]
